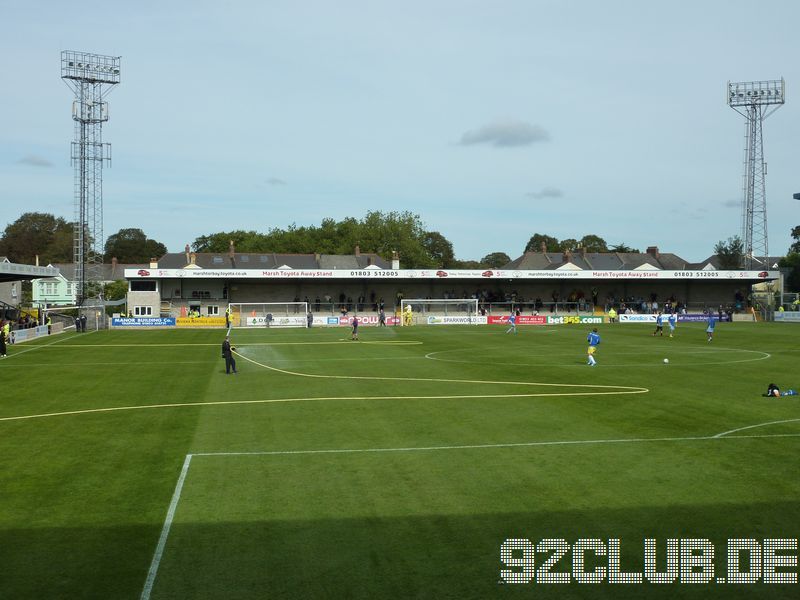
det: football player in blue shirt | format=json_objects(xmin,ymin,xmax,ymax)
[
  {"xmin": 652, "ymin": 312, "xmax": 664, "ymax": 336},
  {"xmin": 668, "ymin": 312, "xmax": 677, "ymax": 338},
  {"xmin": 506, "ymin": 313, "xmax": 517, "ymax": 334},
  {"xmin": 587, "ymin": 328, "xmax": 601, "ymax": 366},
  {"xmin": 706, "ymin": 312, "xmax": 716, "ymax": 342}
]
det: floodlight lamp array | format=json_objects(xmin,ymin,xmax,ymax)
[{"xmin": 727, "ymin": 79, "xmax": 785, "ymax": 107}]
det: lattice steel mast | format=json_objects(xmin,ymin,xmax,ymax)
[
  {"xmin": 727, "ymin": 79, "xmax": 784, "ymax": 270},
  {"xmin": 61, "ymin": 51, "xmax": 120, "ymax": 305}
]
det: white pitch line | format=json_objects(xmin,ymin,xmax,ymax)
[
  {"xmin": 0, "ymin": 389, "xmax": 642, "ymax": 424},
  {"xmin": 712, "ymin": 418, "xmax": 800, "ymax": 438},
  {"xmin": 140, "ymin": 454, "xmax": 193, "ymax": 600},
  {"xmin": 234, "ymin": 351, "xmax": 648, "ymax": 392},
  {"xmin": 192, "ymin": 431, "xmax": 800, "ymax": 458},
  {"xmin": 46, "ymin": 339, "xmax": 421, "ymax": 348},
  {"xmin": 141, "ymin": 427, "xmax": 800, "ymax": 596},
  {"xmin": 1, "ymin": 331, "xmax": 85, "ymax": 359}
]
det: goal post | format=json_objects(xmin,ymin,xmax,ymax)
[
  {"xmin": 228, "ymin": 302, "xmax": 309, "ymax": 328},
  {"xmin": 399, "ymin": 298, "xmax": 480, "ymax": 325}
]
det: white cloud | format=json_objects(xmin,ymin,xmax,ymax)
[
  {"xmin": 266, "ymin": 177, "xmax": 287, "ymax": 185},
  {"xmin": 526, "ymin": 187, "xmax": 563, "ymax": 199},
  {"xmin": 17, "ymin": 155, "xmax": 53, "ymax": 167},
  {"xmin": 459, "ymin": 119, "xmax": 550, "ymax": 148}
]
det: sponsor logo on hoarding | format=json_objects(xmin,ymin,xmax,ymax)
[
  {"xmin": 137, "ymin": 269, "xmax": 150, "ymax": 276},
  {"xmin": 177, "ymin": 317, "xmax": 227, "ymax": 327},
  {"xmin": 112, "ymin": 317, "xmax": 176, "ymax": 327},
  {"xmin": 427, "ymin": 315, "xmax": 486, "ymax": 325},
  {"xmin": 436, "ymin": 270, "xmax": 448, "ymax": 277},
  {"xmin": 488, "ymin": 315, "xmax": 548, "ymax": 325},
  {"xmin": 547, "ymin": 315, "xmax": 604, "ymax": 325},
  {"xmin": 482, "ymin": 270, "xmax": 494, "ymax": 277},
  {"xmin": 775, "ymin": 312, "xmax": 800, "ymax": 322}
]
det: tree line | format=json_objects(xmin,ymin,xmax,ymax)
[{"xmin": 1, "ymin": 211, "xmax": 798, "ymax": 288}]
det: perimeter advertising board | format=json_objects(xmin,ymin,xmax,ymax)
[{"xmin": 111, "ymin": 317, "xmax": 176, "ymax": 327}]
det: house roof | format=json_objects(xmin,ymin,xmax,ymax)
[
  {"xmin": 694, "ymin": 255, "xmax": 785, "ymax": 270},
  {"xmin": 47, "ymin": 262, "xmax": 149, "ymax": 282},
  {"xmin": 156, "ymin": 252, "xmax": 392, "ymax": 270},
  {"xmin": 503, "ymin": 249, "xmax": 690, "ymax": 271}
]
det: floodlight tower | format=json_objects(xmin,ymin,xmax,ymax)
[
  {"xmin": 727, "ymin": 79, "xmax": 784, "ymax": 270},
  {"xmin": 61, "ymin": 51, "xmax": 120, "ymax": 306}
]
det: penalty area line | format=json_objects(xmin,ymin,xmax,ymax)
[
  {"xmin": 192, "ymin": 431, "xmax": 800, "ymax": 458},
  {"xmin": 140, "ymin": 454, "xmax": 193, "ymax": 600}
]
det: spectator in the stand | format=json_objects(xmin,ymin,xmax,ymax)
[
  {"xmin": 46, "ymin": 314, "xmax": 52, "ymax": 335},
  {"xmin": 80, "ymin": 314, "xmax": 87, "ymax": 332},
  {"xmin": 315, "ymin": 296, "xmax": 321, "ymax": 312}
]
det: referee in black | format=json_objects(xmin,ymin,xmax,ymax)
[{"xmin": 222, "ymin": 335, "xmax": 237, "ymax": 374}]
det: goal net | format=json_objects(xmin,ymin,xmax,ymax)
[
  {"xmin": 399, "ymin": 298, "xmax": 480, "ymax": 325},
  {"xmin": 228, "ymin": 302, "xmax": 309, "ymax": 328}
]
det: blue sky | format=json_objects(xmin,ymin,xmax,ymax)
[{"xmin": 1, "ymin": 0, "xmax": 799, "ymax": 263}]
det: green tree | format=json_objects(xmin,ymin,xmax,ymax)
[
  {"xmin": 481, "ymin": 252, "xmax": 511, "ymax": 268},
  {"xmin": 0, "ymin": 212, "xmax": 73, "ymax": 264},
  {"xmin": 779, "ymin": 253, "xmax": 800, "ymax": 292},
  {"xmin": 191, "ymin": 211, "xmax": 452, "ymax": 268},
  {"xmin": 452, "ymin": 259, "xmax": 483, "ymax": 269},
  {"xmin": 524, "ymin": 233, "xmax": 560, "ymax": 253},
  {"xmin": 578, "ymin": 234, "xmax": 608, "ymax": 252},
  {"xmin": 104, "ymin": 228, "xmax": 167, "ymax": 263},
  {"xmin": 713, "ymin": 236, "xmax": 744, "ymax": 269},
  {"xmin": 790, "ymin": 226, "xmax": 800, "ymax": 254},
  {"xmin": 422, "ymin": 232, "xmax": 455, "ymax": 268},
  {"xmin": 610, "ymin": 242, "xmax": 641, "ymax": 253},
  {"xmin": 192, "ymin": 230, "xmax": 268, "ymax": 253},
  {"xmin": 559, "ymin": 238, "xmax": 579, "ymax": 252}
]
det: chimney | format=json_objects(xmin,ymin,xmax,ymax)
[
  {"xmin": 540, "ymin": 241, "xmax": 547, "ymax": 253},
  {"xmin": 35, "ymin": 254, "xmax": 40, "ymax": 266},
  {"xmin": 580, "ymin": 246, "xmax": 587, "ymax": 259},
  {"xmin": 646, "ymin": 246, "xmax": 659, "ymax": 258},
  {"xmin": 354, "ymin": 244, "xmax": 361, "ymax": 257},
  {"xmin": 564, "ymin": 249, "xmax": 572, "ymax": 262},
  {"xmin": 190, "ymin": 252, "xmax": 197, "ymax": 265},
  {"xmin": 229, "ymin": 239, "xmax": 235, "ymax": 258},
  {"xmin": 185, "ymin": 244, "xmax": 191, "ymax": 265},
  {"xmin": 149, "ymin": 257, "xmax": 158, "ymax": 268},
  {"xmin": 314, "ymin": 252, "xmax": 320, "ymax": 263},
  {"xmin": 391, "ymin": 250, "xmax": 400, "ymax": 270}
]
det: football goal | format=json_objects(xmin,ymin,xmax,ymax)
[
  {"xmin": 228, "ymin": 302, "xmax": 309, "ymax": 328},
  {"xmin": 399, "ymin": 298, "xmax": 479, "ymax": 325}
]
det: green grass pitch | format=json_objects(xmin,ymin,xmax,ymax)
[{"xmin": 1, "ymin": 321, "xmax": 798, "ymax": 599}]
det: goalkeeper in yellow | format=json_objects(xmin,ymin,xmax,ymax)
[{"xmin": 403, "ymin": 304, "xmax": 413, "ymax": 326}]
